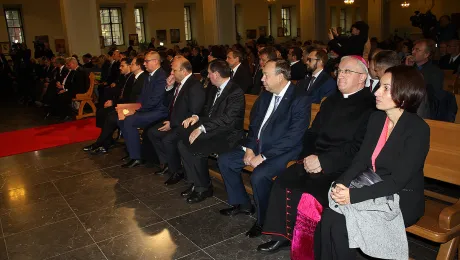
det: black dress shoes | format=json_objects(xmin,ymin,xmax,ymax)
[
  {"xmin": 257, "ymin": 240, "xmax": 291, "ymax": 253},
  {"xmin": 155, "ymin": 164, "xmax": 169, "ymax": 175},
  {"xmin": 219, "ymin": 205, "xmax": 255, "ymax": 216},
  {"xmin": 90, "ymin": 146, "xmax": 107, "ymax": 155},
  {"xmin": 83, "ymin": 143, "xmax": 96, "ymax": 152},
  {"xmin": 121, "ymin": 159, "xmax": 143, "ymax": 168},
  {"xmin": 180, "ymin": 185, "xmax": 195, "ymax": 198},
  {"xmin": 246, "ymin": 222, "xmax": 263, "ymax": 238},
  {"xmin": 186, "ymin": 189, "xmax": 213, "ymax": 204},
  {"xmin": 164, "ymin": 172, "xmax": 184, "ymax": 186}
]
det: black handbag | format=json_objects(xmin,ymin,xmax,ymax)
[{"xmin": 349, "ymin": 167, "xmax": 383, "ymax": 188}]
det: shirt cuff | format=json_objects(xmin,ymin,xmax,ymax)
[
  {"xmin": 261, "ymin": 154, "xmax": 267, "ymax": 160},
  {"xmin": 241, "ymin": 146, "xmax": 247, "ymax": 152},
  {"xmin": 165, "ymin": 85, "xmax": 174, "ymax": 91},
  {"xmin": 199, "ymin": 125, "xmax": 206, "ymax": 134},
  {"xmin": 192, "ymin": 114, "xmax": 199, "ymax": 121}
]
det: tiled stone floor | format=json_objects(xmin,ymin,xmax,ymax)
[{"xmin": 0, "ymin": 103, "xmax": 448, "ymax": 259}]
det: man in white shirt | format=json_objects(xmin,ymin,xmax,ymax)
[
  {"xmin": 226, "ymin": 50, "xmax": 253, "ymax": 92},
  {"xmin": 288, "ymin": 47, "xmax": 307, "ymax": 80}
]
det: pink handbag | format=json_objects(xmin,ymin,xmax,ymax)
[{"xmin": 291, "ymin": 193, "xmax": 323, "ymax": 260}]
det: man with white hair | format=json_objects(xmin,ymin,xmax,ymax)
[{"xmin": 257, "ymin": 56, "xmax": 376, "ymax": 253}]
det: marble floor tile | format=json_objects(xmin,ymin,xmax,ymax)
[
  {"xmin": 0, "ymin": 239, "xmax": 8, "ymax": 260},
  {"xmin": 63, "ymin": 184, "xmax": 136, "ymax": 215},
  {"xmin": 140, "ymin": 189, "xmax": 221, "ymax": 220},
  {"xmin": 46, "ymin": 244, "xmax": 107, "ymax": 260},
  {"xmin": 0, "ymin": 196, "xmax": 74, "ymax": 237},
  {"xmin": 78, "ymin": 200, "xmax": 163, "ymax": 242},
  {"xmin": 5, "ymin": 218, "xmax": 94, "ymax": 260},
  {"xmin": 168, "ymin": 203, "xmax": 255, "ymax": 248},
  {"xmin": 53, "ymin": 170, "xmax": 113, "ymax": 196},
  {"xmin": 176, "ymin": 250, "xmax": 213, "ymax": 260},
  {"xmin": 0, "ymin": 169, "xmax": 52, "ymax": 191},
  {"xmin": 0, "ymin": 182, "xmax": 61, "ymax": 213},
  {"xmin": 119, "ymin": 174, "xmax": 184, "ymax": 199},
  {"xmin": 44, "ymin": 158, "xmax": 106, "ymax": 180},
  {"xmin": 97, "ymin": 221, "xmax": 199, "ymax": 260},
  {"xmin": 103, "ymin": 165, "xmax": 157, "ymax": 182}
]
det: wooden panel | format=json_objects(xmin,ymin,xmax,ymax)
[{"xmin": 244, "ymin": 94, "xmax": 258, "ymax": 131}]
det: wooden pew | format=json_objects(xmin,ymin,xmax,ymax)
[{"xmin": 73, "ymin": 72, "xmax": 97, "ymax": 120}]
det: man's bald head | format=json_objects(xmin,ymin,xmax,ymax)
[
  {"xmin": 171, "ymin": 56, "xmax": 192, "ymax": 82},
  {"xmin": 144, "ymin": 51, "xmax": 161, "ymax": 72}
]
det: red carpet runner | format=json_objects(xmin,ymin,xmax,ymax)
[{"xmin": 0, "ymin": 118, "xmax": 100, "ymax": 158}]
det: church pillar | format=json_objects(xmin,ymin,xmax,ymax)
[
  {"xmin": 300, "ymin": 0, "xmax": 323, "ymax": 42},
  {"xmin": 201, "ymin": 0, "xmax": 236, "ymax": 46},
  {"xmin": 367, "ymin": 0, "xmax": 383, "ymax": 39}
]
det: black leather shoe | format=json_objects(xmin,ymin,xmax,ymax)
[
  {"xmin": 219, "ymin": 205, "xmax": 255, "ymax": 216},
  {"xmin": 83, "ymin": 144, "xmax": 96, "ymax": 152},
  {"xmin": 257, "ymin": 240, "xmax": 291, "ymax": 253},
  {"xmin": 90, "ymin": 146, "xmax": 107, "ymax": 155},
  {"xmin": 164, "ymin": 172, "xmax": 184, "ymax": 186},
  {"xmin": 180, "ymin": 185, "xmax": 195, "ymax": 198},
  {"xmin": 186, "ymin": 189, "xmax": 213, "ymax": 204},
  {"xmin": 121, "ymin": 159, "xmax": 143, "ymax": 168},
  {"xmin": 246, "ymin": 222, "xmax": 263, "ymax": 238},
  {"xmin": 155, "ymin": 164, "xmax": 169, "ymax": 175}
]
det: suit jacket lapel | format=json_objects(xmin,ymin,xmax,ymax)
[
  {"xmin": 212, "ymin": 80, "xmax": 233, "ymax": 110},
  {"xmin": 263, "ymin": 83, "xmax": 293, "ymax": 127}
]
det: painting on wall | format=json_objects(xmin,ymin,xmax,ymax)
[
  {"xmin": 170, "ymin": 29, "xmax": 180, "ymax": 43},
  {"xmin": 129, "ymin": 34, "xmax": 139, "ymax": 46},
  {"xmin": 246, "ymin": 29, "xmax": 257, "ymax": 39},
  {"xmin": 259, "ymin": 26, "xmax": 267, "ymax": 37},
  {"xmin": 99, "ymin": 36, "xmax": 105, "ymax": 49},
  {"xmin": 0, "ymin": 42, "xmax": 10, "ymax": 55},
  {"xmin": 54, "ymin": 39, "xmax": 66, "ymax": 54},
  {"xmin": 156, "ymin": 30, "xmax": 167, "ymax": 42}
]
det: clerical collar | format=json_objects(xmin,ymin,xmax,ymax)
[
  {"xmin": 312, "ymin": 69, "xmax": 323, "ymax": 78},
  {"xmin": 290, "ymin": 60, "xmax": 300, "ymax": 66},
  {"xmin": 343, "ymin": 87, "xmax": 364, "ymax": 98},
  {"xmin": 149, "ymin": 67, "xmax": 160, "ymax": 77},
  {"xmin": 134, "ymin": 71, "xmax": 143, "ymax": 79},
  {"xmin": 181, "ymin": 73, "xmax": 193, "ymax": 86},
  {"xmin": 232, "ymin": 63, "xmax": 241, "ymax": 74}
]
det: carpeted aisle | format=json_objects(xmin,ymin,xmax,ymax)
[{"xmin": 0, "ymin": 118, "xmax": 100, "ymax": 158}]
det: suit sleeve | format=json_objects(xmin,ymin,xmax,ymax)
[
  {"xmin": 244, "ymin": 95, "xmax": 263, "ymax": 151},
  {"xmin": 348, "ymin": 122, "xmax": 430, "ymax": 204},
  {"xmin": 136, "ymin": 73, "xmax": 167, "ymax": 112},
  {"xmin": 318, "ymin": 78, "xmax": 337, "ymax": 101},
  {"xmin": 187, "ymin": 82, "xmax": 206, "ymax": 117},
  {"xmin": 202, "ymin": 90, "xmax": 245, "ymax": 133},
  {"xmin": 263, "ymin": 96, "xmax": 311, "ymax": 159}
]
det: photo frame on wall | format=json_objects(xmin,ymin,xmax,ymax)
[
  {"xmin": 0, "ymin": 42, "xmax": 10, "ymax": 55},
  {"xmin": 156, "ymin": 30, "xmax": 167, "ymax": 42},
  {"xmin": 246, "ymin": 29, "xmax": 257, "ymax": 39},
  {"xmin": 54, "ymin": 39, "xmax": 66, "ymax": 54},
  {"xmin": 129, "ymin": 34, "xmax": 139, "ymax": 46},
  {"xmin": 170, "ymin": 29, "xmax": 180, "ymax": 43}
]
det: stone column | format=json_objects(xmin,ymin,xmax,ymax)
[
  {"xmin": 367, "ymin": 0, "xmax": 383, "ymax": 39},
  {"xmin": 299, "ymin": 0, "xmax": 316, "ymax": 42},
  {"xmin": 201, "ymin": 0, "xmax": 236, "ymax": 46}
]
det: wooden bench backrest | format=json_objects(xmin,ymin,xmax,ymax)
[
  {"xmin": 456, "ymin": 94, "xmax": 460, "ymax": 124},
  {"xmin": 424, "ymin": 119, "xmax": 460, "ymax": 187},
  {"xmin": 85, "ymin": 72, "xmax": 96, "ymax": 98},
  {"xmin": 443, "ymin": 70, "xmax": 459, "ymax": 93},
  {"xmin": 244, "ymin": 94, "xmax": 258, "ymax": 131}
]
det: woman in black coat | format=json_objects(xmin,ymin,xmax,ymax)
[
  {"xmin": 315, "ymin": 65, "xmax": 430, "ymax": 260},
  {"xmin": 328, "ymin": 21, "xmax": 369, "ymax": 57}
]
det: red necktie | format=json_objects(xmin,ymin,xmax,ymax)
[{"xmin": 170, "ymin": 83, "xmax": 181, "ymax": 112}]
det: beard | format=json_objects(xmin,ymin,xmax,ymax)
[{"xmin": 306, "ymin": 63, "xmax": 317, "ymax": 73}]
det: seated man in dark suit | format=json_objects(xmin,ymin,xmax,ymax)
[
  {"xmin": 147, "ymin": 56, "xmax": 206, "ymax": 181},
  {"xmin": 53, "ymin": 57, "xmax": 88, "ymax": 119},
  {"xmin": 371, "ymin": 50, "xmax": 401, "ymax": 94},
  {"xmin": 258, "ymin": 56, "xmax": 375, "ymax": 253},
  {"xmin": 297, "ymin": 49, "xmax": 336, "ymax": 103},
  {"xmin": 247, "ymin": 47, "xmax": 277, "ymax": 94},
  {"xmin": 118, "ymin": 51, "xmax": 169, "ymax": 168},
  {"xmin": 226, "ymin": 49, "xmax": 253, "ymax": 92},
  {"xmin": 177, "ymin": 59, "xmax": 245, "ymax": 203},
  {"xmin": 218, "ymin": 59, "xmax": 311, "ymax": 238},
  {"xmin": 439, "ymin": 40, "xmax": 460, "ymax": 70},
  {"xmin": 43, "ymin": 57, "xmax": 68, "ymax": 109},
  {"xmin": 288, "ymin": 47, "xmax": 307, "ymax": 80},
  {"xmin": 84, "ymin": 57, "xmax": 145, "ymax": 154},
  {"xmin": 99, "ymin": 50, "xmax": 121, "ymax": 105},
  {"xmin": 82, "ymin": 53, "xmax": 94, "ymax": 69},
  {"xmin": 190, "ymin": 46, "xmax": 203, "ymax": 73}
]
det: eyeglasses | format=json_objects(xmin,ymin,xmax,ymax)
[
  {"xmin": 306, "ymin": 58, "xmax": 320, "ymax": 62},
  {"xmin": 336, "ymin": 68, "xmax": 365, "ymax": 75}
]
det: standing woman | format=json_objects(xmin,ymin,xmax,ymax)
[{"xmin": 315, "ymin": 65, "xmax": 430, "ymax": 260}]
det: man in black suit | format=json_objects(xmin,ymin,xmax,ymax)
[
  {"xmin": 297, "ymin": 49, "xmax": 336, "ymax": 103},
  {"xmin": 82, "ymin": 53, "xmax": 94, "ymax": 69},
  {"xmin": 54, "ymin": 57, "xmax": 88, "ymax": 119},
  {"xmin": 190, "ymin": 47, "xmax": 203, "ymax": 73},
  {"xmin": 439, "ymin": 39, "xmax": 460, "ymax": 71},
  {"xmin": 226, "ymin": 50, "xmax": 253, "ymax": 92},
  {"xmin": 218, "ymin": 59, "xmax": 312, "ymax": 238},
  {"xmin": 177, "ymin": 59, "xmax": 245, "ymax": 203},
  {"xmin": 85, "ymin": 57, "xmax": 146, "ymax": 154},
  {"xmin": 247, "ymin": 47, "xmax": 277, "ymax": 94},
  {"xmin": 288, "ymin": 47, "xmax": 307, "ymax": 80},
  {"xmin": 99, "ymin": 50, "xmax": 121, "ymax": 105},
  {"xmin": 147, "ymin": 56, "xmax": 206, "ymax": 180},
  {"xmin": 43, "ymin": 57, "xmax": 68, "ymax": 108}
]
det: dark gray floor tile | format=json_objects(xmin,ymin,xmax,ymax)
[
  {"xmin": 0, "ymin": 169, "xmax": 51, "ymax": 191},
  {"xmin": 177, "ymin": 250, "xmax": 213, "ymax": 260},
  {"xmin": 45, "ymin": 158, "xmax": 105, "ymax": 180},
  {"xmin": 140, "ymin": 189, "xmax": 220, "ymax": 220},
  {"xmin": 168, "ymin": 203, "xmax": 255, "ymax": 248},
  {"xmin": 204, "ymin": 233, "xmax": 290, "ymax": 260},
  {"xmin": 53, "ymin": 170, "xmax": 113, "ymax": 195},
  {"xmin": 78, "ymin": 200, "xmax": 163, "ymax": 242},
  {"xmin": 63, "ymin": 184, "xmax": 136, "ymax": 215},
  {"xmin": 0, "ymin": 154, "xmax": 42, "ymax": 177},
  {"xmin": 5, "ymin": 218, "xmax": 93, "ymax": 260},
  {"xmin": 0, "ymin": 196, "xmax": 74, "ymax": 237},
  {"xmin": 0, "ymin": 239, "xmax": 8, "ymax": 260},
  {"xmin": 103, "ymin": 165, "xmax": 157, "ymax": 181},
  {"xmin": 0, "ymin": 182, "xmax": 61, "ymax": 212},
  {"xmin": 118, "ymin": 174, "xmax": 173, "ymax": 199},
  {"xmin": 47, "ymin": 244, "xmax": 106, "ymax": 260},
  {"xmin": 97, "ymin": 221, "xmax": 199, "ymax": 260}
]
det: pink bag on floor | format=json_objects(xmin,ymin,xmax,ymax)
[{"xmin": 291, "ymin": 193, "xmax": 323, "ymax": 260}]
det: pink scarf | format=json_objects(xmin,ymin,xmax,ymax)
[{"xmin": 371, "ymin": 117, "xmax": 389, "ymax": 172}]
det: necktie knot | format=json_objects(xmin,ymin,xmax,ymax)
[{"xmin": 273, "ymin": 96, "xmax": 281, "ymax": 111}]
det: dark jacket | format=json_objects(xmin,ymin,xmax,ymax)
[
  {"xmin": 232, "ymin": 63, "xmax": 253, "ymax": 93},
  {"xmin": 296, "ymin": 70, "xmax": 337, "ymax": 103},
  {"xmin": 336, "ymin": 111, "xmax": 430, "ymax": 227},
  {"xmin": 438, "ymin": 54, "xmax": 460, "ymax": 71},
  {"xmin": 328, "ymin": 34, "xmax": 368, "ymax": 57},
  {"xmin": 290, "ymin": 61, "xmax": 307, "ymax": 80},
  {"xmin": 136, "ymin": 68, "xmax": 168, "ymax": 116},
  {"xmin": 63, "ymin": 66, "xmax": 88, "ymax": 97}
]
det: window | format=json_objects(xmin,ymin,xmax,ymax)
[
  {"xmin": 100, "ymin": 7, "xmax": 124, "ymax": 46},
  {"xmin": 268, "ymin": 6, "xmax": 272, "ymax": 36},
  {"xmin": 184, "ymin": 6, "xmax": 192, "ymax": 41},
  {"xmin": 4, "ymin": 9, "xmax": 24, "ymax": 44},
  {"xmin": 340, "ymin": 8, "xmax": 346, "ymax": 33},
  {"xmin": 134, "ymin": 7, "xmax": 145, "ymax": 43},
  {"xmin": 281, "ymin": 7, "xmax": 291, "ymax": 37}
]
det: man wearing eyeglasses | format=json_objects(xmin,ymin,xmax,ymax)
[
  {"xmin": 257, "ymin": 56, "xmax": 375, "ymax": 253},
  {"xmin": 118, "ymin": 51, "xmax": 169, "ymax": 168},
  {"xmin": 296, "ymin": 49, "xmax": 336, "ymax": 103}
]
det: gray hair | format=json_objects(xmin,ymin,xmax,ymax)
[
  {"xmin": 65, "ymin": 57, "xmax": 78, "ymax": 64},
  {"xmin": 268, "ymin": 59, "xmax": 291, "ymax": 80}
]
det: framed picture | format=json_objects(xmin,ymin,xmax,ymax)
[
  {"xmin": 0, "ymin": 42, "xmax": 10, "ymax": 54},
  {"xmin": 246, "ymin": 29, "xmax": 257, "ymax": 39},
  {"xmin": 156, "ymin": 30, "xmax": 167, "ymax": 42},
  {"xmin": 129, "ymin": 34, "xmax": 139, "ymax": 46},
  {"xmin": 259, "ymin": 26, "xmax": 267, "ymax": 37},
  {"xmin": 170, "ymin": 29, "xmax": 180, "ymax": 43},
  {"xmin": 54, "ymin": 39, "xmax": 66, "ymax": 53},
  {"xmin": 297, "ymin": 28, "xmax": 301, "ymax": 37},
  {"xmin": 99, "ymin": 36, "xmax": 105, "ymax": 49},
  {"xmin": 277, "ymin": 27, "xmax": 285, "ymax": 37}
]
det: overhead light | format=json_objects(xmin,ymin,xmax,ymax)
[
  {"xmin": 401, "ymin": 1, "xmax": 410, "ymax": 8},
  {"xmin": 344, "ymin": 0, "xmax": 354, "ymax": 4}
]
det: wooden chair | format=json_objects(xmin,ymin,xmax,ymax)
[{"xmin": 73, "ymin": 72, "xmax": 97, "ymax": 120}]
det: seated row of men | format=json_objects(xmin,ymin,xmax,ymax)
[{"xmin": 83, "ymin": 48, "xmax": 428, "ymax": 258}]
